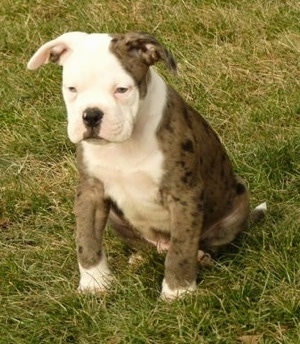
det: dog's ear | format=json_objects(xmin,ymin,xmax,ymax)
[
  {"xmin": 27, "ymin": 32, "xmax": 88, "ymax": 70},
  {"xmin": 111, "ymin": 32, "xmax": 177, "ymax": 73}
]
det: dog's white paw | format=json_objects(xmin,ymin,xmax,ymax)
[
  {"xmin": 160, "ymin": 279, "xmax": 197, "ymax": 301},
  {"xmin": 78, "ymin": 261, "xmax": 113, "ymax": 294}
]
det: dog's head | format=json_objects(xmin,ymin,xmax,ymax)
[{"xmin": 27, "ymin": 32, "xmax": 176, "ymax": 144}]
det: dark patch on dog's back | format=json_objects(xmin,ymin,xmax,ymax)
[
  {"xmin": 176, "ymin": 160, "xmax": 186, "ymax": 168},
  {"xmin": 181, "ymin": 170, "xmax": 194, "ymax": 185},
  {"xmin": 181, "ymin": 139, "xmax": 194, "ymax": 153},
  {"xmin": 236, "ymin": 182, "xmax": 246, "ymax": 195}
]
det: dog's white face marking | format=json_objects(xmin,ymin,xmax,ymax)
[{"xmin": 61, "ymin": 34, "xmax": 140, "ymax": 144}]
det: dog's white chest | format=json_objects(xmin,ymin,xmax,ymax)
[{"xmin": 82, "ymin": 140, "xmax": 170, "ymax": 236}]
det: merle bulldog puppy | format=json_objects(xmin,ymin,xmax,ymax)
[{"xmin": 28, "ymin": 32, "xmax": 266, "ymax": 300}]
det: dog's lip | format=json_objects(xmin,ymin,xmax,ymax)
[
  {"xmin": 82, "ymin": 129, "xmax": 109, "ymax": 144},
  {"xmin": 83, "ymin": 136, "xmax": 109, "ymax": 145}
]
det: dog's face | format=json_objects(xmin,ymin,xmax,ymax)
[
  {"xmin": 28, "ymin": 32, "xmax": 176, "ymax": 144},
  {"xmin": 61, "ymin": 34, "xmax": 140, "ymax": 144}
]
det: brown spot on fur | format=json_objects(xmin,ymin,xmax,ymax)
[
  {"xmin": 176, "ymin": 160, "xmax": 186, "ymax": 168},
  {"xmin": 197, "ymin": 202, "xmax": 204, "ymax": 212},
  {"xmin": 181, "ymin": 139, "xmax": 194, "ymax": 153},
  {"xmin": 185, "ymin": 171, "xmax": 193, "ymax": 178},
  {"xmin": 179, "ymin": 259, "xmax": 189, "ymax": 268},
  {"xmin": 181, "ymin": 176, "xmax": 188, "ymax": 184},
  {"xmin": 165, "ymin": 121, "xmax": 174, "ymax": 133},
  {"xmin": 236, "ymin": 182, "xmax": 246, "ymax": 195},
  {"xmin": 220, "ymin": 168, "xmax": 225, "ymax": 179},
  {"xmin": 181, "ymin": 170, "xmax": 193, "ymax": 185}
]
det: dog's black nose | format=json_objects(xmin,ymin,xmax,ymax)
[{"xmin": 82, "ymin": 108, "xmax": 104, "ymax": 128}]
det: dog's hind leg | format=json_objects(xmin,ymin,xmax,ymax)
[
  {"xmin": 199, "ymin": 178, "xmax": 251, "ymax": 253},
  {"xmin": 200, "ymin": 178, "xmax": 267, "ymax": 253},
  {"xmin": 75, "ymin": 178, "xmax": 113, "ymax": 293}
]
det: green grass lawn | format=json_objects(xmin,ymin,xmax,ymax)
[{"xmin": 1, "ymin": 0, "xmax": 299, "ymax": 343}]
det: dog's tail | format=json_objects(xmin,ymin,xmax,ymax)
[{"xmin": 250, "ymin": 202, "xmax": 267, "ymax": 224}]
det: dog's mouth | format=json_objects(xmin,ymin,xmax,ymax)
[
  {"xmin": 83, "ymin": 134, "xmax": 109, "ymax": 145},
  {"xmin": 82, "ymin": 128, "xmax": 109, "ymax": 144},
  {"xmin": 84, "ymin": 137, "xmax": 109, "ymax": 145}
]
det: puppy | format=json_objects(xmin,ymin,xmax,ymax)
[{"xmin": 28, "ymin": 32, "xmax": 266, "ymax": 299}]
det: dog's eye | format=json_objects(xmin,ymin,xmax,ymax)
[
  {"xmin": 68, "ymin": 87, "xmax": 77, "ymax": 93},
  {"xmin": 115, "ymin": 87, "xmax": 128, "ymax": 94}
]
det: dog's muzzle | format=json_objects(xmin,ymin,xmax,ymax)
[{"xmin": 82, "ymin": 107, "xmax": 104, "ymax": 128}]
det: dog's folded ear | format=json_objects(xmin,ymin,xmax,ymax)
[
  {"xmin": 27, "ymin": 32, "xmax": 88, "ymax": 70},
  {"xmin": 111, "ymin": 32, "xmax": 177, "ymax": 74}
]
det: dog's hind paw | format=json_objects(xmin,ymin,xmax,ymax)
[{"xmin": 198, "ymin": 250, "xmax": 214, "ymax": 267}]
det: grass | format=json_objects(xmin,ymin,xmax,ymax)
[{"xmin": 0, "ymin": 0, "xmax": 299, "ymax": 343}]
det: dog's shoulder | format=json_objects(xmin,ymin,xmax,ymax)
[
  {"xmin": 157, "ymin": 86, "xmax": 231, "ymax": 178},
  {"xmin": 157, "ymin": 86, "xmax": 222, "ymax": 151}
]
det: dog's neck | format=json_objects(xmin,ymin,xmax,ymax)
[{"xmin": 133, "ymin": 68, "xmax": 167, "ymax": 137}]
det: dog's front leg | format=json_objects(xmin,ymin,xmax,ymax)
[
  {"xmin": 161, "ymin": 194, "xmax": 203, "ymax": 300},
  {"xmin": 75, "ymin": 178, "xmax": 112, "ymax": 293}
]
